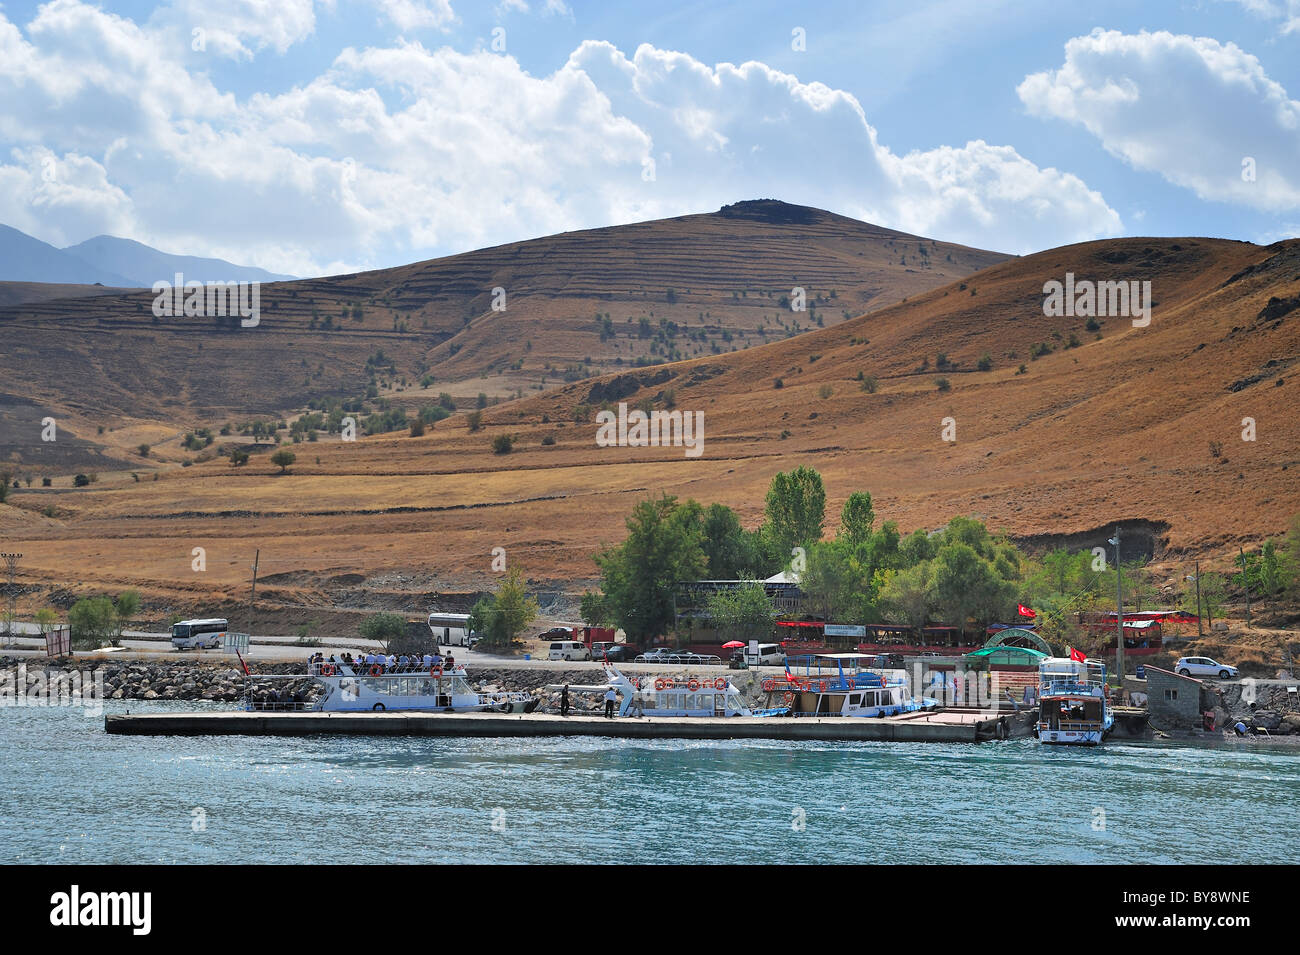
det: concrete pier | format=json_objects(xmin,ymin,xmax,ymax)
[{"xmin": 104, "ymin": 708, "xmax": 1019, "ymax": 743}]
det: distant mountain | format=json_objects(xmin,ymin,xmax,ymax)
[
  {"xmin": 0, "ymin": 224, "xmax": 138, "ymax": 286},
  {"xmin": 63, "ymin": 235, "xmax": 296, "ymax": 285}
]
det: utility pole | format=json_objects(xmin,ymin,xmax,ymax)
[
  {"xmin": 1195, "ymin": 561, "xmax": 1203, "ymax": 637},
  {"xmin": 248, "ymin": 549, "xmax": 260, "ymax": 624},
  {"xmin": 1239, "ymin": 546, "xmax": 1252, "ymax": 628},
  {"xmin": 1109, "ymin": 528, "xmax": 1124, "ymax": 683}
]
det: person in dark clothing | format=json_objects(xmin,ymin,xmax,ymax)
[{"xmin": 560, "ymin": 685, "xmax": 570, "ymax": 716}]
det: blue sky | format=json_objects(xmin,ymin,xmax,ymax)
[{"xmin": 1, "ymin": 0, "xmax": 1297, "ymax": 276}]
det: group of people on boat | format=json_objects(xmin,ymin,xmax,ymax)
[{"xmin": 308, "ymin": 650, "xmax": 457, "ymax": 675}]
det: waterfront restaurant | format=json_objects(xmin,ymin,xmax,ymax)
[{"xmin": 774, "ymin": 621, "xmax": 980, "ymax": 655}]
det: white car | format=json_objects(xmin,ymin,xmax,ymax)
[{"xmin": 1175, "ymin": 657, "xmax": 1238, "ymax": 679}]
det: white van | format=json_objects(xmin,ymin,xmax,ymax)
[
  {"xmin": 747, "ymin": 642, "xmax": 786, "ymax": 667},
  {"xmin": 171, "ymin": 618, "xmax": 228, "ymax": 650},
  {"xmin": 548, "ymin": 641, "xmax": 592, "ymax": 662}
]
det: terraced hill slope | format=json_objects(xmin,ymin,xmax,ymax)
[{"xmin": 2, "ymin": 232, "xmax": 1295, "ymax": 624}]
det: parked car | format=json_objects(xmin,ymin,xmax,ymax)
[
  {"xmin": 590, "ymin": 641, "xmax": 633, "ymax": 661},
  {"xmin": 1175, "ymin": 657, "xmax": 1238, "ymax": 679},
  {"xmin": 637, "ymin": 646, "xmax": 676, "ymax": 662},
  {"xmin": 538, "ymin": 627, "xmax": 573, "ymax": 641},
  {"xmin": 548, "ymin": 641, "xmax": 592, "ymax": 662}
]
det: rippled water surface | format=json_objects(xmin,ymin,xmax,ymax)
[{"xmin": 3, "ymin": 701, "xmax": 1297, "ymax": 864}]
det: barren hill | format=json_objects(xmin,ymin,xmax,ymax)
[
  {"xmin": 2, "ymin": 227, "xmax": 1297, "ymax": 627},
  {"xmin": 0, "ymin": 200, "xmax": 1007, "ymax": 464}
]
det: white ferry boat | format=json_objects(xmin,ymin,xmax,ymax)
[
  {"xmin": 1034, "ymin": 656, "xmax": 1114, "ymax": 745},
  {"xmin": 777, "ymin": 654, "xmax": 940, "ymax": 718},
  {"xmin": 552, "ymin": 664, "xmax": 787, "ymax": 717},
  {"xmin": 245, "ymin": 660, "xmax": 536, "ymax": 714}
]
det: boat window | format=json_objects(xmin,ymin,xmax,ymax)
[{"xmin": 850, "ymin": 694, "xmax": 861, "ymax": 705}]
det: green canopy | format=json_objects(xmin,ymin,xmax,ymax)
[{"xmin": 964, "ymin": 645, "xmax": 1048, "ymax": 665}]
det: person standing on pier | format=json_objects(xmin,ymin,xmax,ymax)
[
  {"xmin": 603, "ymin": 686, "xmax": 617, "ymax": 719},
  {"xmin": 560, "ymin": 685, "xmax": 570, "ymax": 716}
]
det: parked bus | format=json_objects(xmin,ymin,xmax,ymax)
[
  {"xmin": 171, "ymin": 618, "xmax": 229, "ymax": 650},
  {"xmin": 427, "ymin": 612, "xmax": 476, "ymax": 648}
]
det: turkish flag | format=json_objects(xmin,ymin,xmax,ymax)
[
  {"xmin": 1017, "ymin": 604, "xmax": 1037, "ymax": 618},
  {"xmin": 1068, "ymin": 647, "xmax": 1087, "ymax": 662}
]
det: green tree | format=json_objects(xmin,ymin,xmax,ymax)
[
  {"xmin": 931, "ymin": 543, "xmax": 1012, "ymax": 637},
  {"xmin": 877, "ymin": 561, "xmax": 935, "ymax": 633},
  {"xmin": 112, "ymin": 590, "xmax": 141, "ymax": 641},
  {"xmin": 706, "ymin": 580, "xmax": 775, "ymax": 642},
  {"xmin": 271, "ymin": 449, "xmax": 296, "ymax": 473},
  {"xmin": 34, "ymin": 608, "xmax": 58, "ymax": 633},
  {"xmin": 68, "ymin": 596, "xmax": 116, "ymax": 649},
  {"xmin": 837, "ymin": 491, "xmax": 875, "ymax": 547},
  {"xmin": 579, "ymin": 590, "xmax": 614, "ymax": 627},
  {"xmin": 700, "ymin": 503, "xmax": 748, "ymax": 578},
  {"xmin": 593, "ymin": 494, "xmax": 707, "ymax": 644},
  {"xmin": 468, "ymin": 567, "xmax": 539, "ymax": 652},
  {"xmin": 763, "ymin": 466, "xmax": 826, "ymax": 561},
  {"xmin": 359, "ymin": 612, "xmax": 408, "ymax": 651}
]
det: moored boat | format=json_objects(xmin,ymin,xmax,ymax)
[
  {"xmin": 1034, "ymin": 656, "xmax": 1113, "ymax": 745},
  {"xmin": 245, "ymin": 660, "xmax": 536, "ymax": 714},
  {"xmin": 775, "ymin": 653, "xmax": 940, "ymax": 718}
]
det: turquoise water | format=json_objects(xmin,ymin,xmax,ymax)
[{"xmin": 3, "ymin": 701, "xmax": 1298, "ymax": 864}]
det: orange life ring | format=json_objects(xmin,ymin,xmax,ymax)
[
  {"xmin": 761, "ymin": 678, "xmax": 776, "ymax": 692},
  {"xmin": 320, "ymin": 664, "xmax": 334, "ymax": 676},
  {"xmin": 431, "ymin": 665, "xmax": 442, "ymax": 678},
  {"xmin": 369, "ymin": 665, "xmax": 382, "ymax": 676},
  {"xmin": 655, "ymin": 678, "xmax": 666, "ymax": 691},
  {"xmin": 714, "ymin": 678, "xmax": 726, "ymax": 691},
  {"xmin": 846, "ymin": 677, "xmax": 855, "ymax": 689},
  {"xmin": 687, "ymin": 679, "xmax": 700, "ymax": 692},
  {"xmin": 819, "ymin": 680, "xmax": 828, "ymax": 692}
]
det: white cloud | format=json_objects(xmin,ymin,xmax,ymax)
[
  {"xmin": 1018, "ymin": 29, "xmax": 1300, "ymax": 210},
  {"xmin": 1222, "ymin": 0, "xmax": 1300, "ymax": 35},
  {"xmin": 373, "ymin": 0, "xmax": 456, "ymax": 31},
  {"xmin": 0, "ymin": 4, "xmax": 1121, "ymax": 276},
  {"xmin": 148, "ymin": 0, "xmax": 319, "ymax": 59}
]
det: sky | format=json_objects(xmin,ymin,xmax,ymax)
[{"xmin": 0, "ymin": 0, "xmax": 1297, "ymax": 277}]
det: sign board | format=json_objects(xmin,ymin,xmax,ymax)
[
  {"xmin": 45, "ymin": 626, "xmax": 71, "ymax": 657},
  {"xmin": 824, "ymin": 624, "xmax": 867, "ymax": 638},
  {"xmin": 223, "ymin": 632, "xmax": 250, "ymax": 652}
]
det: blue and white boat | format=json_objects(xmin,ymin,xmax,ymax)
[
  {"xmin": 1034, "ymin": 656, "xmax": 1114, "ymax": 745},
  {"xmin": 779, "ymin": 653, "xmax": 940, "ymax": 718}
]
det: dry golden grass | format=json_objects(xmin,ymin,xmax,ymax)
[{"xmin": 2, "ymin": 230, "xmax": 1298, "ymax": 623}]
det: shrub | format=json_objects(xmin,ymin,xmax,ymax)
[
  {"xmin": 467, "ymin": 411, "xmax": 483, "ymax": 432},
  {"xmin": 42, "ymin": 477, "xmax": 52, "ymax": 487},
  {"xmin": 73, "ymin": 474, "xmax": 90, "ymax": 487},
  {"xmin": 230, "ymin": 449, "xmax": 250, "ymax": 466},
  {"xmin": 773, "ymin": 378, "xmax": 784, "ymax": 389},
  {"xmin": 493, "ymin": 434, "xmax": 513, "ymax": 454},
  {"xmin": 977, "ymin": 353, "xmax": 992, "ymax": 372},
  {"xmin": 271, "ymin": 449, "xmax": 296, "ymax": 473},
  {"xmin": 409, "ymin": 419, "xmax": 425, "ymax": 437},
  {"xmin": 818, "ymin": 384, "xmax": 833, "ymax": 399},
  {"xmin": 935, "ymin": 377, "xmax": 951, "ymax": 392},
  {"xmin": 860, "ymin": 376, "xmax": 878, "ymax": 394},
  {"xmin": 137, "ymin": 444, "xmax": 150, "ymax": 457},
  {"xmin": 541, "ymin": 434, "xmax": 556, "ymax": 446}
]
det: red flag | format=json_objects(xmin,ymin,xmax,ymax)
[
  {"xmin": 1017, "ymin": 603, "xmax": 1037, "ymax": 618},
  {"xmin": 1068, "ymin": 646, "xmax": 1087, "ymax": 662}
]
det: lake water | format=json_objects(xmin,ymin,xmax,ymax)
[{"xmin": 4, "ymin": 701, "xmax": 1297, "ymax": 864}]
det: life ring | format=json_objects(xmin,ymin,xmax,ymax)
[
  {"xmin": 687, "ymin": 679, "xmax": 700, "ymax": 692},
  {"xmin": 714, "ymin": 678, "xmax": 726, "ymax": 691},
  {"xmin": 762, "ymin": 678, "xmax": 776, "ymax": 692},
  {"xmin": 819, "ymin": 680, "xmax": 828, "ymax": 692},
  {"xmin": 372, "ymin": 702, "xmax": 386, "ymax": 711},
  {"xmin": 846, "ymin": 677, "xmax": 854, "ymax": 689},
  {"xmin": 369, "ymin": 665, "xmax": 382, "ymax": 676},
  {"xmin": 320, "ymin": 664, "xmax": 335, "ymax": 676},
  {"xmin": 431, "ymin": 665, "xmax": 442, "ymax": 678},
  {"xmin": 655, "ymin": 678, "xmax": 665, "ymax": 691}
]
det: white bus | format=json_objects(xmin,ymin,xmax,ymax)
[
  {"xmin": 427, "ymin": 612, "xmax": 476, "ymax": 648},
  {"xmin": 171, "ymin": 618, "xmax": 229, "ymax": 650}
]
